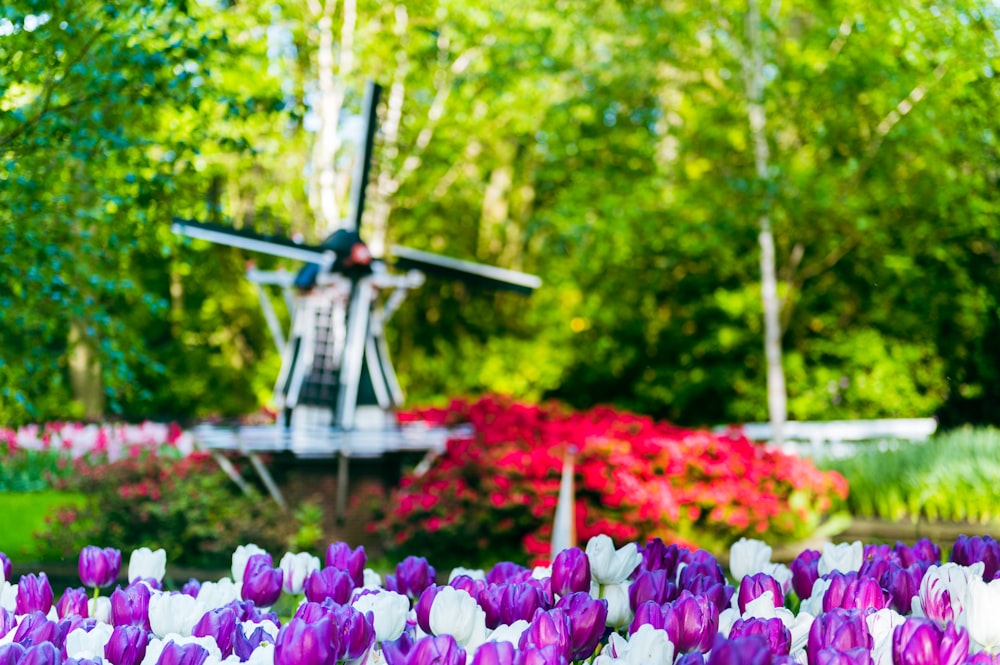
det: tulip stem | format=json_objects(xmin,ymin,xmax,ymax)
[{"xmin": 91, "ymin": 586, "xmax": 100, "ymax": 604}]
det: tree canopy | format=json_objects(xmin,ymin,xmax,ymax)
[{"xmin": 2, "ymin": 0, "xmax": 997, "ymax": 428}]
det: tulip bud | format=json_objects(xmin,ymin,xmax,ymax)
[
  {"xmin": 486, "ymin": 562, "xmax": 532, "ymax": 585},
  {"xmin": 384, "ymin": 556, "xmax": 436, "ymax": 600},
  {"xmin": 148, "ymin": 592, "xmax": 201, "ymax": 638},
  {"xmin": 0, "ymin": 644, "xmax": 26, "ymax": 665},
  {"xmin": 192, "ymin": 606, "xmax": 238, "ymax": 657},
  {"xmin": 586, "ymin": 535, "xmax": 641, "ymax": 585},
  {"xmin": 730, "ymin": 617, "xmax": 791, "ymax": 655},
  {"xmin": 551, "ymin": 548, "xmax": 591, "ymax": 597},
  {"xmin": 951, "ymin": 536, "xmax": 1000, "ymax": 580},
  {"xmin": 705, "ymin": 633, "xmax": 772, "ymax": 665},
  {"xmin": 16, "ymin": 573, "xmax": 54, "ymax": 615},
  {"xmin": 892, "ymin": 617, "xmax": 969, "ymax": 665},
  {"xmin": 554, "ymin": 592, "xmax": 607, "ymax": 660},
  {"xmin": 303, "ymin": 567, "xmax": 354, "ymax": 607},
  {"xmin": 738, "ymin": 573, "xmax": 784, "ymax": 614},
  {"xmin": 104, "ymin": 625, "xmax": 149, "ymax": 665},
  {"xmin": 621, "ymin": 624, "xmax": 675, "ymax": 665},
  {"xmin": 274, "ymin": 617, "xmax": 335, "ymax": 665},
  {"xmin": 127, "ymin": 548, "xmax": 166, "ymax": 585},
  {"xmin": 414, "ymin": 585, "xmax": 444, "ymax": 634},
  {"xmin": 729, "ymin": 538, "xmax": 773, "ymax": 583},
  {"xmin": 640, "ymin": 538, "xmax": 689, "ymax": 578},
  {"xmin": 807, "ymin": 608, "xmax": 872, "ymax": 662},
  {"xmin": 818, "ymin": 541, "xmax": 864, "ymax": 577},
  {"xmin": 629, "ymin": 569, "xmax": 678, "ymax": 610},
  {"xmin": 672, "ymin": 590, "xmax": 720, "ymax": 654},
  {"xmin": 519, "ymin": 608, "xmax": 572, "ymax": 661},
  {"xmin": 498, "ymin": 583, "xmax": 545, "ymax": 625},
  {"xmin": 57, "ymin": 587, "xmax": 90, "ymax": 619},
  {"xmin": 324, "ymin": 542, "xmax": 367, "ymax": 588},
  {"xmin": 241, "ymin": 554, "xmax": 283, "ymax": 608},
  {"xmin": 603, "ymin": 582, "xmax": 633, "ymax": 630},
  {"xmin": 791, "ymin": 549, "xmax": 822, "ymax": 600},
  {"xmin": 885, "ymin": 563, "xmax": 924, "ymax": 614},
  {"xmin": 13, "ymin": 611, "xmax": 57, "ymax": 647},
  {"xmin": 154, "ymin": 640, "xmax": 210, "ymax": 665},
  {"xmin": 409, "ymin": 635, "xmax": 466, "ymax": 665},
  {"xmin": 78, "ymin": 546, "xmax": 122, "ymax": 589},
  {"xmin": 449, "ymin": 574, "xmax": 487, "ymax": 599},
  {"xmin": 429, "ymin": 586, "xmax": 487, "ymax": 647},
  {"xmin": 278, "ymin": 552, "xmax": 320, "ymax": 596},
  {"xmin": 823, "ymin": 572, "xmax": 888, "ymax": 612},
  {"xmin": 20, "ymin": 643, "xmax": 63, "ymax": 665},
  {"xmin": 352, "ymin": 589, "xmax": 409, "ymax": 642},
  {"xmin": 110, "ymin": 581, "xmax": 152, "ymax": 630},
  {"xmin": 471, "ymin": 640, "xmax": 517, "ymax": 665}
]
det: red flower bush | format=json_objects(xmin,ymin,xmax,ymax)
[{"xmin": 373, "ymin": 395, "xmax": 848, "ymax": 568}]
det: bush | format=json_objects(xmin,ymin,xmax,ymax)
[
  {"xmin": 35, "ymin": 449, "xmax": 300, "ymax": 569},
  {"xmin": 373, "ymin": 395, "xmax": 849, "ymax": 569},
  {"xmin": 820, "ymin": 426, "xmax": 1000, "ymax": 523}
]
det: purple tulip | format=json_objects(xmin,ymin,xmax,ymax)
[
  {"xmin": 858, "ymin": 558, "xmax": 893, "ymax": 588},
  {"xmin": 408, "ymin": 635, "xmax": 466, "ymax": 665},
  {"xmin": 705, "ymin": 633, "xmax": 772, "ymax": 665},
  {"xmin": 293, "ymin": 601, "xmax": 332, "ymax": 624},
  {"xmin": 892, "ymin": 617, "xmax": 969, "ymax": 665},
  {"xmin": 519, "ymin": 644, "xmax": 570, "ymax": 665},
  {"xmin": 274, "ymin": 617, "xmax": 336, "ymax": 665},
  {"xmin": 814, "ymin": 647, "xmax": 873, "ymax": 665},
  {"xmin": 181, "ymin": 579, "xmax": 201, "ymax": 598},
  {"xmin": 0, "ymin": 553, "xmax": 11, "ymax": 583},
  {"xmin": 192, "ymin": 607, "xmax": 238, "ymax": 657},
  {"xmin": 863, "ymin": 543, "xmax": 896, "ymax": 565},
  {"xmin": 737, "ymin": 573, "xmax": 784, "ymax": 613},
  {"xmin": 907, "ymin": 539, "xmax": 942, "ymax": 567},
  {"xmin": 629, "ymin": 569, "xmax": 678, "ymax": 610},
  {"xmin": 475, "ymin": 584, "xmax": 505, "ymax": 630},
  {"xmin": 886, "ymin": 563, "xmax": 925, "ymax": 614},
  {"xmin": 640, "ymin": 538, "xmax": 689, "ymax": 577},
  {"xmin": 791, "ymin": 549, "xmax": 822, "ymax": 599},
  {"xmin": 449, "ymin": 574, "xmax": 487, "ymax": 598},
  {"xmin": 551, "ymin": 547, "xmax": 592, "ymax": 597},
  {"xmin": 226, "ymin": 598, "xmax": 276, "ymax": 624},
  {"xmin": 679, "ymin": 559, "xmax": 726, "ymax": 590},
  {"xmin": 0, "ymin": 608, "xmax": 15, "ymax": 638},
  {"xmin": 328, "ymin": 603, "xmax": 375, "ymax": 661},
  {"xmin": 234, "ymin": 625, "xmax": 273, "ymax": 661},
  {"xmin": 66, "ymin": 659, "xmax": 103, "ymax": 665},
  {"xmin": 78, "ymin": 546, "xmax": 121, "ymax": 589},
  {"xmin": 672, "ymin": 590, "xmax": 720, "ymax": 654},
  {"xmin": 498, "ymin": 583, "xmax": 545, "ymax": 625},
  {"xmin": 325, "ymin": 542, "xmax": 367, "ymax": 588},
  {"xmin": 154, "ymin": 641, "xmax": 210, "ymax": 665},
  {"xmin": 631, "ymin": 599, "xmax": 671, "ymax": 634},
  {"xmin": 807, "ymin": 609, "xmax": 872, "ymax": 664},
  {"xmin": 241, "ymin": 554, "xmax": 283, "ymax": 607},
  {"xmin": 554, "ymin": 592, "xmax": 608, "ymax": 660},
  {"xmin": 56, "ymin": 587, "xmax": 89, "ymax": 619},
  {"xmin": 16, "ymin": 573, "xmax": 53, "ymax": 615},
  {"xmin": 486, "ymin": 561, "xmax": 532, "ymax": 585},
  {"xmin": 519, "ymin": 609, "xmax": 573, "ymax": 661},
  {"xmin": 823, "ymin": 571, "xmax": 889, "ymax": 612},
  {"xmin": 967, "ymin": 654, "xmax": 1000, "ymax": 664},
  {"xmin": 676, "ymin": 653, "xmax": 706, "ymax": 665},
  {"xmin": 13, "ymin": 611, "xmax": 56, "ymax": 646},
  {"xmin": 110, "ymin": 581, "xmax": 152, "ymax": 630},
  {"xmin": 0, "ymin": 644, "xmax": 26, "ymax": 665},
  {"xmin": 104, "ymin": 625, "xmax": 149, "ymax": 665},
  {"xmin": 384, "ymin": 556, "xmax": 436, "ymax": 600},
  {"xmin": 21, "ymin": 643, "xmax": 62, "ymax": 665},
  {"xmin": 730, "ymin": 617, "xmax": 791, "ymax": 655},
  {"xmin": 951, "ymin": 535, "xmax": 1000, "ymax": 580},
  {"xmin": 381, "ymin": 632, "xmax": 415, "ymax": 665},
  {"xmin": 471, "ymin": 641, "xmax": 517, "ymax": 665}
]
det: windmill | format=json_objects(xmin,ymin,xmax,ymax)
[{"xmin": 172, "ymin": 82, "xmax": 540, "ymax": 515}]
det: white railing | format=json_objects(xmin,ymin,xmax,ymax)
[{"xmin": 716, "ymin": 418, "xmax": 938, "ymax": 459}]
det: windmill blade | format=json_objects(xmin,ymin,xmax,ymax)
[
  {"xmin": 390, "ymin": 245, "xmax": 541, "ymax": 295},
  {"xmin": 172, "ymin": 218, "xmax": 337, "ymax": 268}
]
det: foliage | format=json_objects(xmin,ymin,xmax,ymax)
[
  {"xmin": 1, "ymin": 0, "xmax": 998, "ymax": 429},
  {"xmin": 0, "ymin": 490, "xmax": 86, "ymax": 561},
  {"xmin": 372, "ymin": 395, "xmax": 849, "ymax": 569},
  {"xmin": 820, "ymin": 427, "xmax": 1000, "ymax": 524},
  {"xmin": 36, "ymin": 449, "xmax": 300, "ymax": 569}
]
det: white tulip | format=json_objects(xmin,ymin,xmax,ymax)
[
  {"xmin": 197, "ymin": 578, "xmax": 242, "ymax": 611},
  {"xmin": 594, "ymin": 624, "xmax": 674, "ymax": 665},
  {"xmin": 586, "ymin": 534, "xmax": 641, "ymax": 585},
  {"xmin": 487, "ymin": 620, "xmax": 529, "ymax": 646},
  {"xmin": 799, "ymin": 578, "xmax": 832, "ymax": 617},
  {"xmin": 129, "ymin": 547, "xmax": 167, "ymax": 584},
  {"xmin": 603, "ymin": 581, "xmax": 633, "ymax": 629},
  {"xmin": 866, "ymin": 608, "xmax": 906, "ymax": 665},
  {"xmin": 89, "ymin": 596, "xmax": 111, "ymax": 624},
  {"xmin": 917, "ymin": 562, "xmax": 983, "ymax": 626},
  {"xmin": 817, "ymin": 541, "xmax": 863, "ymax": 576},
  {"xmin": 278, "ymin": 552, "xmax": 320, "ymax": 595},
  {"xmin": 140, "ymin": 635, "xmax": 222, "ymax": 665},
  {"xmin": 428, "ymin": 586, "xmax": 487, "ymax": 647},
  {"xmin": 967, "ymin": 577, "xmax": 1000, "ymax": 654},
  {"xmin": 231, "ymin": 544, "xmax": 267, "ymax": 583},
  {"xmin": 149, "ymin": 592, "xmax": 203, "ymax": 638},
  {"xmin": 763, "ymin": 562, "xmax": 794, "ymax": 595},
  {"xmin": 448, "ymin": 567, "xmax": 486, "ymax": 582},
  {"xmin": 353, "ymin": 590, "xmax": 410, "ymax": 642},
  {"xmin": 363, "ymin": 568, "xmax": 383, "ymax": 589},
  {"xmin": 729, "ymin": 538, "xmax": 773, "ymax": 582},
  {"xmin": 0, "ymin": 582, "xmax": 15, "ymax": 613},
  {"xmin": 65, "ymin": 622, "xmax": 113, "ymax": 660}
]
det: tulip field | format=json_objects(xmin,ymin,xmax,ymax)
[{"xmin": 1, "ymin": 533, "xmax": 1000, "ymax": 664}]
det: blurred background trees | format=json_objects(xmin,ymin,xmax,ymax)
[{"xmin": 1, "ymin": 0, "xmax": 997, "ymax": 428}]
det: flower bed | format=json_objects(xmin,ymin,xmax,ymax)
[
  {"xmin": 380, "ymin": 396, "xmax": 849, "ymax": 568},
  {"xmin": 2, "ymin": 533, "xmax": 1000, "ymax": 664}
]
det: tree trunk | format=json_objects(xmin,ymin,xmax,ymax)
[
  {"xmin": 744, "ymin": 0, "xmax": 787, "ymax": 445},
  {"xmin": 68, "ymin": 319, "xmax": 105, "ymax": 420}
]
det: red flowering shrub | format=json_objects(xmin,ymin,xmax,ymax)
[{"xmin": 374, "ymin": 395, "xmax": 848, "ymax": 568}]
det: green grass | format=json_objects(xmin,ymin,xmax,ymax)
[
  {"xmin": 0, "ymin": 491, "xmax": 88, "ymax": 562},
  {"xmin": 819, "ymin": 427, "xmax": 1000, "ymax": 524}
]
